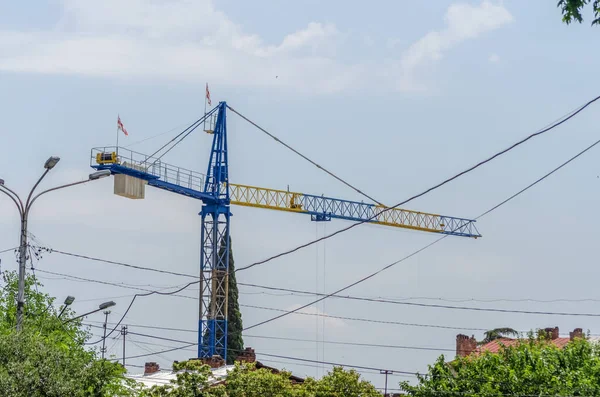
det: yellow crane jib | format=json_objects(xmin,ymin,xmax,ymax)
[{"xmin": 228, "ymin": 183, "xmax": 480, "ymax": 238}]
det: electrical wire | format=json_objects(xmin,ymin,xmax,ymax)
[
  {"xmin": 84, "ymin": 278, "xmax": 201, "ymax": 346},
  {"xmin": 34, "ymin": 251, "xmax": 600, "ymax": 305},
  {"xmin": 34, "ymin": 269, "xmax": 197, "ymax": 300},
  {"xmin": 0, "ymin": 247, "xmax": 17, "ymax": 255},
  {"xmin": 37, "ymin": 247, "xmax": 196, "ymax": 279},
  {"xmin": 86, "ymin": 303, "xmax": 490, "ymax": 333},
  {"xmin": 242, "ymin": 130, "xmax": 600, "ymax": 331},
  {"xmin": 240, "ymin": 304, "xmax": 490, "ymax": 332},
  {"xmin": 227, "ymin": 105, "xmax": 384, "ymax": 206},
  {"xmin": 35, "ymin": 270, "xmax": 188, "ymax": 289},
  {"xmin": 47, "ymin": 261, "xmax": 600, "ymax": 327},
  {"xmin": 234, "ymin": 94, "xmax": 600, "ymax": 274},
  {"xmin": 116, "ymin": 343, "xmax": 197, "ymax": 361},
  {"xmin": 238, "ymin": 284, "xmax": 600, "ymax": 303},
  {"xmin": 38, "ymin": 241, "xmax": 600, "ymax": 303},
  {"xmin": 113, "ymin": 328, "xmax": 419, "ymax": 375},
  {"xmin": 84, "ymin": 322, "xmax": 453, "ymax": 353},
  {"xmin": 243, "ymin": 334, "xmax": 454, "ymax": 353},
  {"xmin": 36, "ymin": 120, "xmax": 600, "ymax": 337},
  {"xmin": 129, "ymin": 337, "xmax": 178, "ymax": 365}
]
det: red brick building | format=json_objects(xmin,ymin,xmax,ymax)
[{"xmin": 455, "ymin": 327, "xmax": 586, "ymax": 357}]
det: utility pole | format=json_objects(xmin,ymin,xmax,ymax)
[
  {"xmin": 380, "ymin": 370, "xmax": 394, "ymax": 396},
  {"xmin": 0, "ymin": 161, "xmax": 111, "ymax": 331},
  {"xmin": 101, "ymin": 310, "xmax": 111, "ymax": 360},
  {"xmin": 121, "ymin": 325, "xmax": 128, "ymax": 366}
]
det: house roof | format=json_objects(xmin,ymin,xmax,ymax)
[
  {"xmin": 127, "ymin": 365, "xmax": 235, "ymax": 389},
  {"xmin": 477, "ymin": 337, "xmax": 572, "ymax": 354},
  {"xmin": 126, "ymin": 360, "xmax": 306, "ymax": 390}
]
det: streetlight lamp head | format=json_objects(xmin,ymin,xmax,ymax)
[
  {"xmin": 99, "ymin": 301, "xmax": 116, "ymax": 310},
  {"xmin": 89, "ymin": 170, "xmax": 111, "ymax": 180},
  {"xmin": 0, "ymin": 178, "xmax": 4, "ymax": 186},
  {"xmin": 64, "ymin": 296, "xmax": 75, "ymax": 306},
  {"xmin": 44, "ymin": 156, "xmax": 61, "ymax": 170}
]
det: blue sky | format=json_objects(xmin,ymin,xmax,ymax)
[{"xmin": 1, "ymin": 0, "xmax": 600, "ymax": 389}]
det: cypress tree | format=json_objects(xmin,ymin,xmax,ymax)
[
  {"xmin": 211, "ymin": 235, "xmax": 244, "ymax": 364},
  {"xmin": 224, "ymin": 235, "xmax": 244, "ymax": 364}
]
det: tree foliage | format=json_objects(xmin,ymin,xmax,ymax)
[
  {"xmin": 139, "ymin": 362, "xmax": 380, "ymax": 397},
  {"xmin": 203, "ymin": 236, "xmax": 244, "ymax": 364},
  {"xmin": 301, "ymin": 367, "xmax": 381, "ymax": 397},
  {"xmin": 401, "ymin": 335, "xmax": 600, "ymax": 397},
  {"xmin": 478, "ymin": 327, "xmax": 519, "ymax": 345},
  {"xmin": 140, "ymin": 360, "xmax": 223, "ymax": 397},
  {"xmin": 0, "ymin": 271, "xmax": 132, "ymax": 396},
  {"xmin": 219, "ymin": 236, "xmax": 244, "ymax": 364},
  {"xmin": 558, "ymin": 0, "xmax": 600, "ymax": 25}
]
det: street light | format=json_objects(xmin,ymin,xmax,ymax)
[
  {"xmin": 44, "ymin": 156, "xmax": 60, "ymax": 170},
  {"xmin": 63, "ymin": 301, "xmax": 116, "ymax": 324},
  {"xmin": 0, "ymin": 157, "xmax": 112, "ymax": 331},
  {"xmin": 89, "ymin": 170, "xmax": 111, "ymax": 180},
  {"xmin": 57, "ymin": 295, "xmax": 76, "ymax": 318},
  {"xmin": 99, "ymin": 301, "xmax": 116, "ymax": 310}
]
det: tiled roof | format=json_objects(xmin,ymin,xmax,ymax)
[{"xmin": 476, "ymin": 337, "xmax": 571, "ymax": 354}]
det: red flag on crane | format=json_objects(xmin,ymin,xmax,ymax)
[
  {"xmin": 117, "ymin": 115, "xmax": 128, "ymax": 136},
  {"xmin": 206, "ymin": 83, "xmax": 212, "ymax": 106}
]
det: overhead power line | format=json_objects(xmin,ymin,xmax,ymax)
[
  {"xmin": 238, "ymin": 286, "xmax": 600, "ymax": 304},
  {"xmin": 41, "ymin": 251, "xmax": 600, "ymax": 305},
  {"xmin": 233, "ymin": 94, "xmax": 600, "ymax": 274},
  {"xmin": 37, "ymin": 250, "xmax": 600, "ymax": 307},
  {"xmin": 84, "ymin": 279, "xmax": 200, "ymax": 346},
  {"xmin": 0, "ymin": 247, "xmax": 17, "ymax": 255},
  {"xmin": 85, "ymin": 297, "xmax": 490, "ymax": 333},
  {"xmin": 242, "ymin": 128, "xmax": 600, "ymax": 331},
  {"xmin": 35, "ymin": 269, "xmax": 196, "ymax": 300},
  {"xmin": 41, "ymin": 263, "xmax": 600, "ymax": 330},
  {"xmin": 38, "ymin": 248, "xmax": 196, "ymax": 279},
  {"xmin": 35, "ymin": 107, "xmax": 600, "ymax": 335},
  {"xmin": 83, "ymin": 322, "xmax": 453, "ymax": 353},
  {"xmin": 110, "ymin": 327, "xmax": 419, "ymax": 375}
]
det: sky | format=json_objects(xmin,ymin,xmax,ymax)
[{"xmin": 1, "ymin": 0, "xmax": 600, "ymax": 390}]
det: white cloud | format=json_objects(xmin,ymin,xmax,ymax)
[
  {"xmin": 0, "ymin": 0, "xmax": 344, "ymax": 93},
  {"xmin": 0, "ymin": 0, "xmax": 513, "ymax": 93},
  {"xmin": 489, "ymin": 53, "xmax": 500, "ymax": 63},
  {"xmin": 396, "ymin": 0, "xmax": 513, "ymax": 90}
]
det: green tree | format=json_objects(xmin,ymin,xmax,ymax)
[
  {"xmin": 478, "ymin": 327, "xmax": 519, "ymax": 345},
  {"xmin": 224, "ymin": 363, "xmax": 296, "ymax": 397},
  {"xmin": 140, "ymin": 360, "xmax": 225, "ymax": 397},
  {"xmin": 137, "ymin": 362, "xmax": 381, "ymax": 397},
  {"xmin": 0, "ymin": 271, "xmax": 133, "ymax": 396},
  {"xmin": 222, "ymin": 236, "xmax": 244, "ymax": 364},
  {"xmin": 400, "ymin": 335, "xmax": 600, "ymax": 397},
  {"xmin": 558, "ymin": 0, "xmax": 600, "ymax": 25},
  {"xmin": 302, "ymin": 367, "xmax": 381, "ymax": 397}
]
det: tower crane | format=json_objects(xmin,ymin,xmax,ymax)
[{"xmin": 90, "ymin": 101, "xmax": 481, "ymax": 362}]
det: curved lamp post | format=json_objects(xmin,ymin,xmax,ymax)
[
  {"xmin": 0, "ymin": 156, "xmax": 111, "ymax": 331},
  {"xmin": 62, "ymin": 300, "xmax": 116, "ymax": 324}
]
